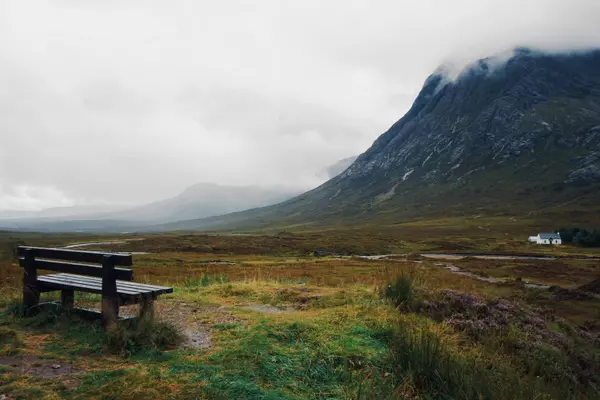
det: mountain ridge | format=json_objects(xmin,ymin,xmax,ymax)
[{"xmin": 153, "ymin": 48, "xmax": 600, "ymax": 231}]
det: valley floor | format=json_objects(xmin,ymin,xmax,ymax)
[{"xmin": 0, "ymin": 230, "xmax": 599, "ymax": 399}]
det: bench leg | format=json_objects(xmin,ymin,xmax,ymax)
[
  {"xmin": 61, "ymin": 289, "xmax": 74, "ymax": 309},
  {"xmin": 101, "ymin": 295, "xmax": 119, "ymax": 331},
  {"xmin": 23, "ymin": 283, "xmax": 40, "ymax": 310},
  {"xmin": 140, "ymin": 296, "xmax": 155, "ymax": 320},
  {"xmin": 101, "ymin": 255, "xmax": 119, "ymax": 330},
  {"xmin": 22, "ymin": 250, "xmax": 39, "ymax": 310}
]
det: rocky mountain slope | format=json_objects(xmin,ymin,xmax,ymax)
[{"xmin": 158, "ymin": 48, "xmax": 600, "ymax": 231}]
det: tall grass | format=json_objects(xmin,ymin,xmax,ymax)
[
  {"xmin": 374, "ymin": 321, "xmax": 545, "ymax": 400},
  {"xmin": 389, "ymin": 323, "xmax": 486, "ymax": 398},
  {"xmin": 106, "ymin": 314, "xmax": 184, "ymax": 356},
  {"xmin": 378, "ymin": 263, "xmax": 424, "ymax": 310}
]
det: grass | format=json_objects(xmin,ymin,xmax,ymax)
[
  {"xmin": 382, "ymin": 321, "xmax": 518, "ymax": 399},
  {"xmin": 176, "ymin": 320, "xmax": 389, "ymax": 399},
  {"xmin": 105, "ymin": 315, "xmax": 184, "ymax": 356},
  {"xmin": 0, "ymin": 231, "xmax": 599, "ymax": 399},
  {"xmin": 3, "ymin": 304, "xmax": 183, "ymax": 358}
]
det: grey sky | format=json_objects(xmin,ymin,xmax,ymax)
[{"xmin": 1, "ymin": 0, "xmax": 599, "ymax": 210}]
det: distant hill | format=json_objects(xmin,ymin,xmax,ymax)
[
  {"xmin": 111, "ymin": 183, "xmax": 299, "ymax": 223},
  {"xmin": 0, "ymin": 184, "xmax": 299, "ymax": 232},
  {"xmin": 155, "ymin": 48, "xmax": 600, "ymax": 231}
]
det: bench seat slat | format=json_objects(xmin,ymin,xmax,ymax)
[
  {"xmin": 38, "ymin": 277, "xmax": 168, "ymax": 298},
  {"xmin": 42, "ymin": 274, "xmax": 171, "ymax": 295},
  {"xmin": 37, "ymin": 274, "xmax": 173, "ymax": 298},
  {"xmin": 37, "ymin": 277, "xmax": 106, "ymax": 296},
  {"xmin": 38, "ymin": 275, "xmax": 143, "ymax": 296},
  {"xmin": 56, "ymin": 273, "xmax": 171, "ymax": 292}
]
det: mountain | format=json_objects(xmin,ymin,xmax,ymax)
[
  {"xmin": 0, "ymin": 184, "xmax": 299, "ymax": 232},
  {"xmin": 112, "ymin": 183, "xmax": 299, "ymax": 223},
  {"xmin": 156, "ymin": 48, "xmax": 600, "ymax": 231}
]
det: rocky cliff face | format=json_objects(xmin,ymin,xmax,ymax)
[
  {"xmin": 339, "ymin": 49, "xmax": 600, "ymax": 191},
  {"xmin": 292, "ymin": 49, "xmax": 600, "ymax": 216},
  {"xmin": 158, "ymin": 49, "xmax": 600, "ymax": 230}
]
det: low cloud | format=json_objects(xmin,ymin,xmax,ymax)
[
  {"xmin": 1, "ymin": 0, "xmax": 599, "ymax": 210},
  {"xmin": 0, "ymin": 183, "xmax": 75, "ymax": 211}
]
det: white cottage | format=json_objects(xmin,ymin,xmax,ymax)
[{"xmin": 528, "ymin": 233, "xmax": 562, "ymax": 245}]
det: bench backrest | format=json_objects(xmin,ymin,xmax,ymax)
[{"xmin": 17, "ymin": 246, "xmax": 133, "ymax": 281}]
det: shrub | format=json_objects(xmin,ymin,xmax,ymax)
[
  {"xmin": 106, "ymin": 314, "xmax": 184, "ymax": 356},
  {"xmin": 556, "ymin": 227, "xmax": 600, "ymax": 247},
  {"xmin": 381, "ymin": 275, "xmax": 414, "ymax": 308},
  {"xmin": 378, "ymin": 265, "xmax": 424, "ymax": 310},
  {"xmin": 0, "ymin": 327, "xmax": 21, "ymax": 347},
  {"xmin": 383, "ymin": 322, "xmax": 520, "ymax": 399},
  {"xmin": 183, "ymin": 273, "xmax": 228, "ymax": 289},
  {"xmin": 4, "ymin": 301, "xmax": 28, "ymax": 318}
]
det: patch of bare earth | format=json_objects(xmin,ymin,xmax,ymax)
[
  {"xmin": 157, "ymin": 301, "xmax": 243, "ymax": 349},
  {"xmin": 155, "ymin": 302, "xmax": 218, "ymax": 349},
  {"xmin": 74, "ymin": 300, "xmax": 238, "ymax": 349},
  {"xmin": 243, "ymin": 305, "xmax": 286, "ymax": 313},
  {"xmin": 183, "ymin": 329, "xmax": 212, "ymax": 349},
  {"xmin": 0, "ymin": 354, "xmax": 79, "ymax": 378}
]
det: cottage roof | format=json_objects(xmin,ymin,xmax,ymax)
[{"xmin": 539, "ymin": 233, "xmax": 561, "ymax": 239}]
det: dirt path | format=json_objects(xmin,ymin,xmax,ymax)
[
  {"xmin": 61, "ymin": 239, "xmax": 151, "ymax": 254},
  {"xmin": 0, "ymin": 355, "xmax": 79, "ymax": 378}
]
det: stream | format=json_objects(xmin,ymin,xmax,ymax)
[
  {"xmin": 359, "ymin": 253, "xmax": 598, "ymax": 261},
  {"xmin": 356, "ymin": 253, "xmax": 568, "ymax": 290},
  {"xmin": 433, "ymin": 263, "xmax": 551, "ymax": 289}
]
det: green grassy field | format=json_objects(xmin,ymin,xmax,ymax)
[{"xmin": 0, "ymin": 226, "xmax": 599, "ymax": 399}]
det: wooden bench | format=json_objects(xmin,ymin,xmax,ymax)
[{"xmin": 18, "ymin": 246, "xmax": 173, "ymax": 329}]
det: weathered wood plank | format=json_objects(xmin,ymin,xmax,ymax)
[
  {"xmin": 17, "ymin": 246, "xmax": 133, "ymax": 266},
  {"xmin": 61, "ymin": 289, "xmax": 74, "ymax": 309},
  {"xmin": 38, "ymin": 274, "xmax": 173, "ymax": 297},
  {"xmin": 38, "ymin": 276, "xmax": 144, "ymax": 296},
  {"xmin": 47, "ymin": 274, "xmax": 172, "ymax": 294},
  {"xmin": 140, "ymin": 295, "xmax": 155, "ymax": 320},
  {"xmin": 21, "ymin": 259, "xmax": 133, "ymax": 281},
  {"xmin": 21, "ymin": 248, "xmax": 40, "ymax": 309},
  {"xmin": 38, "ymin": 281, "xmax": 145, "ymax": 306},
  {"xmin": 101, "ymin": 255, "xmax": 119, "ymax": 330}
]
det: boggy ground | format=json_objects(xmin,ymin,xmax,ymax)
[{"xmin": 0, "ymin": 233, "xmax": 599, "ymax": 399}]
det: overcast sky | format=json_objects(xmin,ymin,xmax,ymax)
[{"xmin": 1, "ymin": 0, "xmax": 600, "ymax": 210}]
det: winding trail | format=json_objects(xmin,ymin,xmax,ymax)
[
  {"xmin": 63, "ymin": 241, "xmax": 127, "ymax": 249},
  {"xmin": 62, "ymin": 239, "xmax": 150, "ymax": 254}
]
